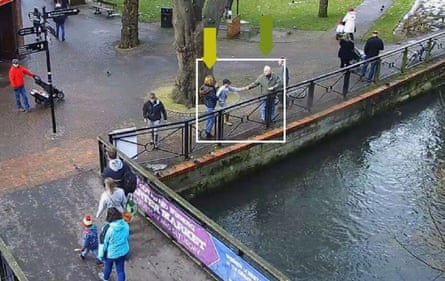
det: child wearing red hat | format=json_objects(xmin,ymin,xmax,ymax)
[{"xmin": 79, "ymin": 215, "xmax": 102, "ymax": 265}]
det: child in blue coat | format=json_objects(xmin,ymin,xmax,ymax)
[{"xmin": 79, "ymin": 215, "xmax": 102, "ymax": 265}]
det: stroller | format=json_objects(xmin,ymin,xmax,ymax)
[
  {"xmin": 351, "ymin": 47, "xmax": 364, "ymax": 64},
  {"xmin": 30, "ymin": 76, "xmax": 65, "ymax": 106}
]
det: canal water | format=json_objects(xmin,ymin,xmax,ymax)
[{"xmin": 191, "ymin": 92, "xmax": 445, "ymax": 281}]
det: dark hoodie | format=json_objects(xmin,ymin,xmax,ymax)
[{"xmin": 102, "ymin": 158, "xmax": 125, "ymax": 181}]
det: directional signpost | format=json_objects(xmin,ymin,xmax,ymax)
[
  {"xmin": 17, "ymin": 41, "xmax": 47, "ymax": 56},
  {"xmin": 17, "ymin": 27, "xmax": 36, "ymax": 36},
  {"xmin": 46, "ymin": 8, "xmax": 79, "ymax": 18},
  {"xmin": 15, "ymin": 6, "xmax": 79, "ymax": 134}
]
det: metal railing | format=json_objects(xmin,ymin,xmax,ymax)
[
  {"xmin": 98, "ymin": 137, "xmax": 291, "ymax": 281},
  {"xmin": 108, "ymin": 31, "xmax": 445, "ymax": 165},
  {"xmin": 0, "ymin": 238, "xmax": 28, "ymax": 281}
]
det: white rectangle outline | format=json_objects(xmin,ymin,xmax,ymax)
[{"xmin": 195, "ymin": 58, "xmax": 286, "ymax": 144}]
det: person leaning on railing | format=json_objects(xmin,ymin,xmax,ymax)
[
  {"xmin": 244, "ymin": 65, "xmax": 282, "ymax": 122},
  {"xmin": 361, "ymin": 31, "xmax": 384, "ymax": 82}
]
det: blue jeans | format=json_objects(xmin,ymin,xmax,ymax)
[
  {"xmin": 261, "ymin": 97, "xmax": 276, "ymax": 121},
  {"xmin": 103, "ymin": 254, "xmax": 127, "ymax": 281},
  {"xmin": 56, "ymin": 23, "xmax": 65, "ymax": 40},
  {"xmin": 13, "ymin": 86, "xmax": 30, "ymax": 110},
  {"xmin": 205, "ymin": 107, "xmax": 215, "ymax": 134},
  {"xmin": 361, "ymin": 56, "xmax": 378, "ymax": 81},
  {"xmin": 81, "ymin": 247, "xmax": 98, "ymax": 259}
]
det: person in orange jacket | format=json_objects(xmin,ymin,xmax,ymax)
[{"xmin": 8, "ymin": 59, "xmax": 35, "ymax": 112}]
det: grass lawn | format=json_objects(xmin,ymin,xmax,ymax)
[
  {"xmin": 365, "ymin": 0, "xmax": 416, "ymax": 42},
  {"xmin": 111, "ymin": 0, "xmax": 416, "ymax": 42},
  {"xmin": 113, "ymin": 0, "xmax": 361, "ymax": 30}
]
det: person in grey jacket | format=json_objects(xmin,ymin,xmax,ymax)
[
  {"xmin": 96, "ymin": 178, "xmax": 127, "ymax": 218},
  {"xmin": 245, "ymin": 65, "xmax": 282, "ymax": 122},
  {"xmin": 143, "ymin": 92, "xmax": 167, "ymax": 148}
]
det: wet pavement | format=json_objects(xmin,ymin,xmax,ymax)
[{"xmin": 0, "ymin": 0, "xmax": 397, "ymax": 280}]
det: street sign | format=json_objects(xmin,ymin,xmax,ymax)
[
  {"xmin": 46, "ymin": 8, "xmax": 79, "ymax": 18},
  {"xmin": 17, "ymin": 27, "xmax": 36, "ymax": 36},
  {"xmin": 17, "ymin": 41, "xmax": 47, "ymax": 56},
  {"xmin": 46, "ymin": 25, "xmax": 57, "ymax": 37}
]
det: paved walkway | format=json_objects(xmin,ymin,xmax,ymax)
[{"xmin": 0, "ymin": 0, "xmax": 404, "ymax": 280}]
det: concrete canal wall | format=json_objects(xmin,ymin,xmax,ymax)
[{"xmin": 158, "ymin": 58, "xmax": 445, "ymax": 198}]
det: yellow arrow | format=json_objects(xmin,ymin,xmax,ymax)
[
  {"xmin": 259, "ymin": 15, "xmax": 274, "ymax": 56},
  {"xmin": 202, "ymin": 27, "xmax": 217, "ymax": 69}
]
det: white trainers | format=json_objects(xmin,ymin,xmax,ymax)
[{"xmin": 98, "ymin": 272, "xmax": 108, "ymax": 281}]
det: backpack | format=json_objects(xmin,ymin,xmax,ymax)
[
  {"xmin": 84, "ymin": 228, "xmax": 99, "ymax": 250},
  {"xmin": 121, "ymin": 164, "xmax": 137, "ymax": 196}
]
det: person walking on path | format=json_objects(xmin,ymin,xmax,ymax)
[
  {"xmin": 142, "ymin": 92, "xmax": 167, "ymax": 148},
  {"xmin": 8, "ymin": 59, "xmax": 35, "ymax": 112},
  {"xmin": 216, "ymin": 79, "xmax": 247, "ymax": 126},
  {"xmin": 96, "ymin": 178, "xmax": 127, "ymax": 218},
  {"xmin": 338, "ymin": 36, "xmax": 355, "ymax": 68},
  {"xmin": 78, "ymin": 215, "xmax": 103, "ymax": 266},
  {"xmin": 200, "ymin": 75, "xmax": 219, "ymax": 139},
  {"xmin": 245, "ymin": 65, "xmax": 282, "ymax": 122},
  {"xmin": 361, "ymin": 31, "xmax": 384, "ymax": 82},
  {"xmin": 53, "ymin": 3, "xmax": 67, "ymax": 41},
  {"xmin": 98, "ymin": 207, "xmax": 130, "ymax": 281},
  {"xmin": 342, "ymin": 8, "xmax": 356, "ymax": 41}
]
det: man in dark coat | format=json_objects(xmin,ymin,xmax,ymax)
[
  {"xmin": 53, "ymin": 3, "xmax": 67, "ymax": 41},
  {"xmin": 361, "ymin": 31, "xmax": 384, "ymax": 82},
  {"xmin": 142, "ymin": 92, "xmax": 167, "ymax": 147},
  {"xmin": 338, "ymin": 37, "xmax": 355, "ymax": 68}
]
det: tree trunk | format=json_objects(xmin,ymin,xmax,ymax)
[
  {"xmin": 119, "ymin": 0, "xmax": 139, "ymax": 49},
  {"xmin": 172, "ymin": 0, "xmax": 226, "ymax": 107},
  {"xmin": 318, "ymin": 0, "xmax": 328, "ymax": 18}
]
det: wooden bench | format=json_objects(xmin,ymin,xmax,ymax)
[{"xmin": 91, "ymin": 0, "xmax": 118, "ymax": 17}]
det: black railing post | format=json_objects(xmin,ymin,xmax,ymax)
[
  {"xmin": 306, "ymin": 81, "xmax": 315, "ymax": 112},
  {"xmin": 375, "ymin": 58, "xmax": 382, "ymax": 82},
  {"xmin": 401, "ymin": 47, "xmax": 409, "ymax": 73},
  {"xmin": 217, "ymin": 109, "xmax": 224, "ymax": 140},
  {"xmin": 426, "ymin": 38, "xmax": 433, "ymax": 62},
  {"xmin": 265, "ymin": 93, "xmax": 273, "ymax": 128},
  {"xmin": 108, "ymin": 132, "xmax": 114, "ymax": 145},
  {"xmin": 183, "ymin": 120, "xmax": 190, "ymax": 159},
  {"xmin": 342, "ymin": 70, "xmax": 350, "ymax": 99},
  {"xmin": 98, "ymin": 139, "xmax": 106, "ymax": 173}
]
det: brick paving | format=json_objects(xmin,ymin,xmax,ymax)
[{"xmin": 0, "ymin": 138, "xmax": 97, "ymax": 193}]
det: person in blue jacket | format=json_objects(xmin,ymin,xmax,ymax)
[
  {"xmin": 98, "ymin": 207, "xmax": 130, "ymax": 281},
  {"xmin": 200, "ymin": 75, "xmax": 219, "ymax": 139}
]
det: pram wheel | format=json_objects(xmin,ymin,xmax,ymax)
[
  {"xmin": 57, "ymin": 91, "xmax": 65, "ymax": 101},
  {"xmin": 35, "ymin": 97, "xmax": 43, "ymax": 104}
]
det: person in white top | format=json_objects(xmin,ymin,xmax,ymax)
[
  {"xmin": 96, "ymin": 178, "xmax": 127, "ymax": 218},
  {"xmin": 342, "ymin": 7, "xmax": 356, "ymax": 41}
]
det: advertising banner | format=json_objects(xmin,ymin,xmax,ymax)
[{"xmin": 133, "ymin": 178, "xmax": 270, "ymax": 281}]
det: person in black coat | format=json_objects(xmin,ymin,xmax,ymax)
[
  {"xmin": 338, "ymin": 37, "xmax": 355, "ymax": 68},
  {"xmin": 142, "ymin": 92, "xmax": 167, "ymax": 147},
  {"xmin": 361, "ymin": 31, "xmax": 384, "ymax": 82},
  {"xmin": 53, "ymin": 3, "xmax": 67, "ymax": 41}
]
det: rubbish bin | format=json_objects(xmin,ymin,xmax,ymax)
[{"xmin": 161, "ymin": 7, "xmax": 173, "ymax": 28}]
